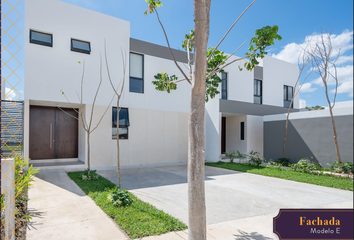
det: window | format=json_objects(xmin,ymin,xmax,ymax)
[
  {"xmin": 254, "ymin": 79, "xmax": 262, "ymax": 104},
  {"xmin": 71, "ymin": 39, "xmax": 91, "ymax": 54},
  {"xmin": 221, "ymin": 72, "xmax": 228, "ymax": 100},
  {"xmin": 284, "ymin": 85, "xmax": 293, "ymax": 108},
  {"xmin": 130, "ymin": 52, "xmax": 144, "ymax": 93},
  {"xmin": 30, "ymin": 30, "xmax": 53, "ymax": 47},
  {"xmin": 240, "ymin": 122, "xmax": 245, "ymax": 140},
  {"xmin": 112, "ymin": 107, "xmax": 130, "ymax": 139}
]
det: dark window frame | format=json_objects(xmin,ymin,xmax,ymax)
[
  {"xmin": 112, "ymin": 107, "xmax": 130, "ymax": 140},
  {"xmin": 254, "ymin": 79, "xmax": 262, "ymax": 104},
  {"xmin": 29, "ymin": 30, "xmax": 53, "ymax": 47},
  {"xmin": 240, "ymin": 122, "xmax": 245, "ymax": 140},
  {"xmin": 284, "ymin": 85, "xmax": 294, "ymax": 108},
  {"xmin": 71, "ymin": 38, "xmax": 91, "ymax": 54},
  {"xmin": 221, "ymin": 72, "xmax": 228, "ymax": 100},
  {"xmin": 129, "ymin": 52, "xmax": 144, "ymax": 94}
]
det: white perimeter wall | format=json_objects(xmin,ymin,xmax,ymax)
[
  {"xmin": 226, "ymin": 115, "xmax": 247, "ymax": 154},
  {"xmin": 246, "ymin": 115, "xmax": 263, "ymax": 156}
]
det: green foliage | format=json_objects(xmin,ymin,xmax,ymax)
[
  {"xmin": 277, "ymin": 157, "xmax": 291, "ymax": 167},
  {"xmin": 306, "ymin": 105, "xmax": 325, "ymax": 111},
  {"xmin": 224, "ymin": 150, "xmax": 236, "ymax": 163},
  {"xmin": 243, "ymin": 25, "xmax": 282, "ymax": 71},
  {"xmin": 236, "ymin": 150, "xmax": 246, "ymax": 159},
  {"xmin": 205, "ymin": 47, "xmax": 228, "ymax": 102},
  {"xmin": 291, "ymin": 158, "xmax": 319, "ymax": 173},
  {"xmin": 328, "ymin": 161, "xmax": 354, "ymax": 174},
  {"xmin": 152, "ymin": 72, "xmax": 178, "ymax": 93},
  {"xmin": 182, "ymin": 30, "xmax": 194, "ymax": 53},
  {"xmin": 107, "ymin": 187, "xmax": 133, "ymax": 207},
  {"xmin": 144, "ymin": 0, "xmax": 163, "ymax": 15},
  {"xmin": 266, "ymin": 159, "xmax": 282, "ymax": 170},
  {"xmin": 246, "ymin": 150, "xmax": 265, "ymax": 166},
  {"xmin": 14, "ymin": 156, "xmax": 39, "ymax": 199},
  {"xmin": 67, "ymin": 171, "xmax": 187, "ymax": 239},
  {"xmin": 81, "ymin": 169, "xmax": 99, "ymax": 181},
  {"xmin": 206, "ymin": 162, "xmax": 353, "ymax": 191}
]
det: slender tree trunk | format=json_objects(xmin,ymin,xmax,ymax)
[
  {"xmin": 328, "ymin": 106, "xmax": 341, "ymax": 163},
  {"xmin": 282, "ymin": 98, "xmax": 294, "ymax": 159},
  {"xmin": 117, "ymin": 99, "xmax": 121, "ymax": 188},
  {"xmin": 87, "ymin": 133, "xmax": 91, "ymax": 174},
  {"xmin": 188, "ymin": 1, "xmax": 210, "ymax": 239}
]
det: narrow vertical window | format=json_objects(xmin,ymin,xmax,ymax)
[
  {"xmin": 284, "ymin": 85, "xmax": 293, "ymax": 108},
  {"xmin": 30, "ymin": 30, "xmax": 53, "ymax": 47},
  {"xmin": 112, "ymin": 107, "xmax": 130, "ymax": 139},
  {"xmin": 254, "ymin": 79, "xmax": 262, "ymax": 104},
  {"xmin": 240, "ymin": 122, "xmax": 245, "ymax": 140},
  {"xmin": 130, "ymin": 52, "xmax": 144, "ymax": 93},
  {"xmin": 221, "ymin": 72, "xmax": 228, "ymax": 100}
]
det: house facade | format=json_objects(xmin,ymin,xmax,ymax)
[{"xmin": 24, "ymin": 0, "xmax": 300, "ymax": 168}]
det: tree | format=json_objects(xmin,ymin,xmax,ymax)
[
  {"xmin": 282, "ymin": 46, "xmax": 313, "ymax": 159},
  {"xmin": 61, "ymin": 56, "xmax": 114, "ymax": 176},
  {"xmin": 144, "ymin": 1, "xmax": 281, "ymax": 239},
  {"xmin": 305, "ymin": 105, "xmax": 325, "ymax": 111},
  {"xmin": 306, "ymin": 32, "xmax": 342, "ymax": 163},
  {"xmin": 104, "ymin": 42, "xmax": 127, "ymax": 188}
]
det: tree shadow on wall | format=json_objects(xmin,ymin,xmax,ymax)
[{"xmin": 234, "ymin": 230, "xmax": 273, "ymax": 240}]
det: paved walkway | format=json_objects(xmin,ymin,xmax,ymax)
[
  {"xmin": 27, "ymin": 170, "xmax": 129, "ymax": 240},
  {"xmin": 28, "ymin": 165, "xmax": 353, "ymax": 240}
]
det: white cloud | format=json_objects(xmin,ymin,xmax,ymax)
[
  {"xmin": 336, "ymin": 55, "xmax": 353, "ymax": 65},
  {"xmin": 300, "ymin": 82, "xmax": 317, "ymax": 92},
  {"xmin": 5, "ymin": 87, "xmax": 16, "ymax": 100},
  {"xmin": 331, "ymin": 81, "xmax": 353, "ymax": 98},
  {"xmin": 272, "ymin": 30, "xmax": 353, "ymax": 64},
  {"xmin": 312, "ymin": 65, "xmax": 353, "ymax": 86}
]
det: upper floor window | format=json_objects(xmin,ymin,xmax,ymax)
[
  {"xmin": 284, "ymin": 85, "xmax": 293, "ymax": 108},
  {"xmin": 112, "ymin": 107, "xmax": 130, "ymax": 139},
  {"xmin": 254, "ymin": 79, "xmax": 262, "ymax": 104},
  {"xmin": 30, "ymin": 30, "xmax": 53, "ymax": 47},
  {"xmin": 71, "ymin": 39, "xmax": 91, "ymax": 54},
  {"xmin": 130, "ymin": 52, "xmax": 144, "ymax": 93},
  {"xmin": 221, "ymin": 72, "xmax": 228, "ymax": 100}
]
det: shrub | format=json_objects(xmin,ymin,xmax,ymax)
[
  {"xmin": 81, "ymin": 169, "xmax": 99, "ymax": 181},
  {"xmin": 328, "ymin": 161, "xmax": 354, "ymax": 174},
  {"xmin": 291, "ymin": 158, "xmax": 319, "ymax": 173},
  {"xmin": 277, "ymin": 157, "xmax": 291, "ymax": 167},
  {"xmin": 224, "ymin": 150, "xmax": 236, "ymax": 163},
  {"xmin": 247, "ymin": 150, "xmax": 265, "ymax": 166},
  {"xmin": 266, "ymin": 159, "xmax": 282, "ymax": 170},
  {"xmin": 236, "ymin": 150, "xmax": 246, "ymax": 159},
  {"xmin": 107, "ymin": 188, "xmax": 133, "ymax": 207}
]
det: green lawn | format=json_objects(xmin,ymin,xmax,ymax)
[
  {"xmin": 67, "ymin": 172, "xmax": 187, "ymax": 239},
  {"xmin": 205, "ymin": 162, "xmax": 353, "ymax": 191},
  {"xmin": 1, "ymin": 145, "xmax": 23, "ymax": 152}
]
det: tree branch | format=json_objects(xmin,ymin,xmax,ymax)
[
  {"xmin": 154, "ymin": 9, "xmax": 191, "ymax": 84},
  {"xmin": 207, "ymin": 0, "xmax": 257, "ymax": 62}
]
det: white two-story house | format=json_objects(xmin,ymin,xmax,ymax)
[{"xmin": 24, "ymin": 0, "xmax": 299, "ymax": 169}]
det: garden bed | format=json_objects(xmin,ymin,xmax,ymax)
[
  {"xmin": 67, "ymin": 171, "xmax": 187, "ymax": 239},
  {"xmin": 206, "ymin": 162, "xmax": 353, "ymax": 191}
]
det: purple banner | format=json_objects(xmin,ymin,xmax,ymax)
[{"xmin": 274, "ymin": 209, "xmax": 353, "ymax": 240}]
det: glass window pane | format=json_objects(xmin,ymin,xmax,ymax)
[
  {"xmin": 31, "ymin": 31, "xmax": 52, "ymax": 44},
  {"xmin": 284, "ymin": 100, "xmax": 291, "ymax": 108},
  {"xmin": 254, "ymin": 96, "xmax": 261, "ymax": 104},
  {"xmin": 130, "ymin": 78, "xmax": 144, "ymax": 93},
  {"xmin": 240, "ymin": 122, "xmax": 245, "ymax": 140},
  {"xmin": 284, "ymin": 86, "xmax": 287, "ymax": 100},
  {"xmin": 112, "ymin": 107, "xmax": 117, "ymax": 127},
  {"xmin": 222, "ymin": 91, "xmax": 227, "ymax": 100},
  {"xmin": 130, "ymin": 53, "xmax": 143, "ymax": 79},
  {"xmin": 118, "ymin": 108, "xmax": 130, "ymax": 127},
  {"xmin": 112, "ymin": 127, "xmax": 128, "ymax": 139},
  {"xmin": 254, "ymin": 80, "xmax": 257, "ymax": 95},
  {"xmin": 288, "ymin": 86, "xmax": 293, "ymax": 100},
  {"xmin": 72, "ymin": 39, "xmax": 90, "ymax": 51}
]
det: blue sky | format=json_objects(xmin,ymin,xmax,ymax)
[{"xmin": 2, "ymin": 0, "xmax": 353, "ymax": 107}]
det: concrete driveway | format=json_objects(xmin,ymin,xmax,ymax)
[{"xmin": 98, "ymin": 163, "xmax": 353, "ymax": 239}]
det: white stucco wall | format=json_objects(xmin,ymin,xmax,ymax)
[
  {"xmin": 205, "ymin": 96, "xmax": 221, "ymax": 162},
  {"xmin": 225, "ymin": 115, "xmax": 247, "ymax": 154},
  {"xmin": 246, "ymin": 115, "xmax": 263, "ymax": 156},
  {"xmin": 263, "ymin": 56, "xmax": 299, "ymax": 108}
]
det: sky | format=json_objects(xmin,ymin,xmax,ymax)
[{"xmin": 1, "ymin": 0, "xmax": 353, "ymax": 107}]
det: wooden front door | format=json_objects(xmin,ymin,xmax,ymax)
[{"xmin": 29, "ymin": 106, "xmax": 78, "ymax": 160}]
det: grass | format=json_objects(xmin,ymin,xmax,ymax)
[
  {"xmin": 205, "ymin": 162, "xmax": 353, "ymax": 191},
  {"xmin": 1, "ymin": 144, "xmax": 23, "ymax": 152},
  {"xmin": 67, "ymin": 171, "xmax": 187, "ymax": 239}
]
